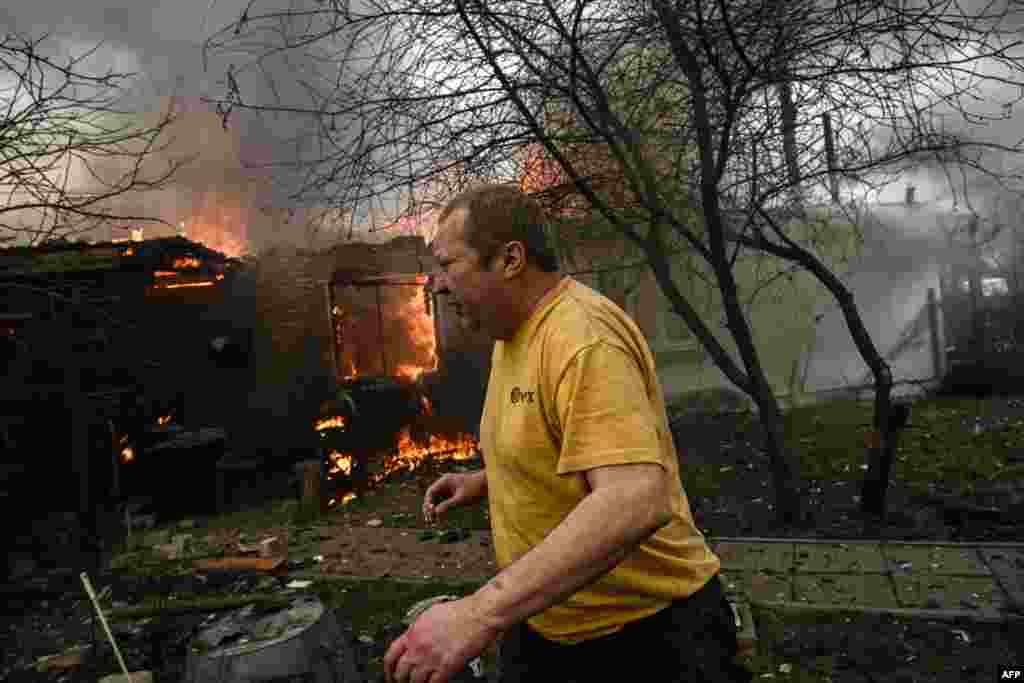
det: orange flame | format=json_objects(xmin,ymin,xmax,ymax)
[
  {"xmin": 173, "ymin": 256, "xmax": 201, "ymax": 269},
  {"xmin": 120, "ymin": 446, "xmax": 135, "ymax": 464},
  {"xmin": 327, "ymin": 450, "xmax": 354, "ymax": 477},
  {"xmin": 319, "ymin": 411, "xmax": 480, "ymax": 510},
  {"xmin": 395, "ymin": 364, "xmax": 427, "ymax": 381},
  {"xmin": 155, "ymin": 280, "xmax": 217, "ymax": 289},
  {"xmin": 340, "ymin": 355, "xmax": 359, "ymax": 381},
  {"xmin": 369, "ymin": 427, "xmax": 477, "ymax": 485},
  {"xmin": 316, "ymin": 416, "xmax": 347, "ymax": 431},
  {"xmin": 182, "ymin": 200, "xmax": 249, "ymax": 257},
  {"xmin": 394, "ymin": 278, "xmax": 439, "ymax": 379},
  {"xmin": 158, "ymin": 415, "xmax": 172, "ymax": 426},
  {"xmin": 335, "ymin": 277, "xmax": 437, "ymax": 383}
]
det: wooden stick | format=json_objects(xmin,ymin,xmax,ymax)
[
  {"xmin": 81, "ymin": 572, "xmax": 135, "ymax": 683},
  {"xmin": 193, "ymin": 556, "xmax": 286, "ymax": 572}
]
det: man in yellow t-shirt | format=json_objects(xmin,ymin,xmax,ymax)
[{"xmin": 384, "ymin": 185, "xmax": 751, "ymax": 683}]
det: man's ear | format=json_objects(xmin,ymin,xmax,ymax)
[{"xmin": 505, "ymin": 242, "xmax": 527, "ymax": 275}]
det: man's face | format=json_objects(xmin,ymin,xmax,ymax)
[{"xmin": 430, "ymin": 210, "xmax": 505, "ymax": 337}]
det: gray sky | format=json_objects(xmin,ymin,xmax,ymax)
[
  {"xmin": 0, "ymin": 0, "xmax": 239, "ymax": 101},
  {"xmin": 4, "ymin": 0, "xmax": 1022, "ymax": 253},
  {"xmin": 2, "ymin": 0, "xmax": 341, "ymax": 252}
]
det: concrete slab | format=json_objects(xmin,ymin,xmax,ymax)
[
  {"xmin": 882, "ymin": 544, "xmax": 991, "ymax": 576},
  {"xmin": 792, "ymin": 574, "xmax": 898, "ymax": 608},
  {"xmin": 793, "ymin": 543, "xmax": 887, "ymax": 573},
  {"xmin": 891, "ymin": 573, "xmax": 1006, "ymax": 611},
  {"xmin": 711, "ymin": 542, "xmax": 793, "ymax": 574},
  {"xmin": 754, "ymin": 602, "xmax": 1014, "ymax": 623},
  {"xmin": 979, "ymin": 547, "xmax": 1024, "ymax": 612}
]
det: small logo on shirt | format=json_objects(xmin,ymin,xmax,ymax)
[{"xmin": 509, "ymin": 387, "xmax": 536, "ymax": 404}]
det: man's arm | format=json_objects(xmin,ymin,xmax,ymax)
[{"xmin": 465, "ymin": 461, "xmax": 672, "ymax": 631}]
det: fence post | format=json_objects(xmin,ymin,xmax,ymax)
[{"xmin": 927, "ymin": 288, "xmax": 944, "ymax": 381}]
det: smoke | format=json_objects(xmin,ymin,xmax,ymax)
[{"xmin": 0, "ymin": 0, "xmax": 372, "ymax": 253}]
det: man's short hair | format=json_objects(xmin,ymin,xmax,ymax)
[{"xmin": 438, "ymin": 184, "xmax": 560, "ymax": 273}]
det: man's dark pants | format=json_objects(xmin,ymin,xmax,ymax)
[{"xmin": 498, "ymin": 574, "xmax": 753, "ymax": 682}]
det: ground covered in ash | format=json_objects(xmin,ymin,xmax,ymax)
[{"xmin": 2, "ymin": 403, "xmax": 1022, "ymax": 682}]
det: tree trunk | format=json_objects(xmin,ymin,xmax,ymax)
[
  {"xmin": 750, "ymin": 380, "xmax": 802, "ymax": 525},
  {"xmin": 680, "ymin": 61, "xmax": 802, "ymax": 525},
  {"xmin": 860, "ymin": 380, "xmax": 897, "ymax": 516},
  {"xmin": 707, "ymin": 242, "xmax": 802, "ymax": 525},
  {"xmin": 735, "ymin": 226, "xmax": 900, "ymax": 518}
]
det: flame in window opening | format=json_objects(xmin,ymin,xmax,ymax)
[{"xmin": 336, "ymin": 276, "xmax": 437, "ymax": 382}]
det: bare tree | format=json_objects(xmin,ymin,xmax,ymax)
[
  {"xmin": 206, "ymin": 0, "xmax": 1024, "ymax": 523},
  {"xmin": 0, "ymin": 32, "xmax": 184, "ymax": 245}
]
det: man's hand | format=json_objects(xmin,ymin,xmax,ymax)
[
  {"xmin": 384, "ymin": 597, "xmax": 501, "ymax": 683},
  {"xmin": 422, "ymin": 471, "xmax": 487, "ymax": 525}
]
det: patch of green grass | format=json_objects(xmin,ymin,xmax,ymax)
[
  {"xmin": 349, "ymin": 470, "xmax": 492, "ymax": 531},
  {"xmin": 792, "ymin": 396, "xmax": 1024, "ymax": 496},
  {"xmin": 673, "ymin": 396, "xmax": 1024, "ymax": 501},
  {"xmin": 202, "ymin": 498, "xmax": 302, "ymax": 533},
  {"xmin": 313, "ymin": 577, "xmax": 484, "ymax": 632},
  {"xmin": 154, "ymin": 395, "xmax": 1024, "ymax": 540},
  {"xmin": 681, "ymin": 463, "xmax": 726, "ymax": 499},
  {"xmin": 311, "ymin": 577, "xmax": 494, "ymax": 678}
]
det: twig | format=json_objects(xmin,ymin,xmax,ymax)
[{"xmin": 80, "ymin": 572, "xmax": 135, "ymax": 682}]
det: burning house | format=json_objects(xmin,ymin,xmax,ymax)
[
  {"xmin": 0, "ymin": 235, "xmax": 244, "ymax": 575},
  {"xmin": 261, "ymin": 235, "xmax": 493, "ymax": 510},
  {"xmin": 0, "ymin": 225, "xmax": 499, "ymax": 577}
]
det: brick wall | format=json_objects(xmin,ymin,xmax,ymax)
[{"xmin": 243, "ymin": 236, "xmax": 493, "ymax": 444}]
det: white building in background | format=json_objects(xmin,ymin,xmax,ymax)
[{"xmin": 558, "ymin": 190, "xmax": 964, "ymax": 411}]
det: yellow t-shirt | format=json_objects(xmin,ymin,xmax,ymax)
[{"xmin": 479, "ymin": 276, "xmax": 721, "ymax": 644}]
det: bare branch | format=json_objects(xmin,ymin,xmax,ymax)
[{"xmin": 0, "ymin": 32, "xmax": 183, "ymax": 244}]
